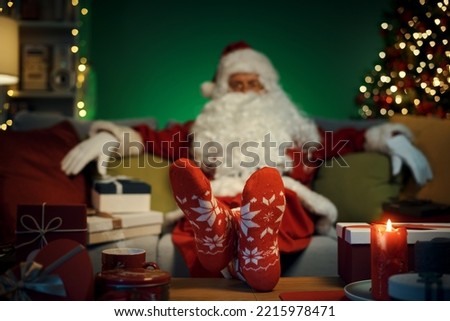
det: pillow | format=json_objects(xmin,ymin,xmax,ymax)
[
  {"xmin": 390, "ymin": 115, "xmax": 450, "ymax": 205},
  {"xmin": 107, "ymin": 154, "xmax": 178, "ymax": 214},
  {"xmin": 0, "ymin": 121, "xmax": 87, "ymax": 244},
  {"xmin": 313, "ymin": 152, "xmax": 402, "ymax": 222}
]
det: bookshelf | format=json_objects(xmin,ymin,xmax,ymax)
[{"xmin": 4, "ymin": 0, "xmax": 80, "ymax": 119}]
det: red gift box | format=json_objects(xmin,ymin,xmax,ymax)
[
  {"xmin": 15, "ymin": 203, "xmax": 87, "ymax": 262},
  {"xmin": 0, "ymin": 239, "xmax": 94, "ymax": 300},
  {"xmin": 336, "ymin": 222, "xmax": 450, "ymax": 284}
]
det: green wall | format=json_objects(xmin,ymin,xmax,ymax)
[{"xmin": 90, "ymin": 0, "xmax": 391, "ymax": 127}]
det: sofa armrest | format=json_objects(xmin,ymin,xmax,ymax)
[{"xmin": 313, "ymin": 152, "xmax": 402, "ymax": 223}]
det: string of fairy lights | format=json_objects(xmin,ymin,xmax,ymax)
[
  {"xmin": 356, "ymin": 0, "xmax": 450, "ymax": 119},
  {"xmin": 0, "ymin": 0, "xmax": 91, "ymax": 130}
]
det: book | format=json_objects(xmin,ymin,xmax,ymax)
[
  {"xmin": 87, "ymin": 210, "xmax": 163, "ymax": 232},
  {"xmin": 382, "ymin": 198, "xmax": 450, "ymax": 217},
  {"xmin": 88, "ymin": 224, "xmax": 162, "ymax": 245},
  {"xmin": 87, "ymin": 216, "xmax": 114, "ymax": 233},
  {"xmin": 112, "ymin": 210, "xmax": 163, "ymax": 228}
]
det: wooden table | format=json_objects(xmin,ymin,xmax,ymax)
[{"xmin": 169, "ymin": 277, "xmax": 345, "ymax": 301}]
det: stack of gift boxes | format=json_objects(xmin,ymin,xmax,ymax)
[
  {"xmin": 1, "ymin": 176, "xmax": 164, "ymax": 300},
  {"xmin": 87, "ymin": 177, "xmax": 163, "ymax": 245},
  {"xmin": 11, "ymin": 176, "xmax": 163, "ymax": 259}
]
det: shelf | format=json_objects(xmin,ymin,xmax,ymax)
[
  {"xmin": 19, "ymin": 20, "xmax": 79, "ymax": 30},
  {"xmin": 9, "ymin": 90, "xmax": 75, "ymax": 99}
]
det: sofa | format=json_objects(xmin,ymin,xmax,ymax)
[{"xmin": 2, "ymin": 111, "xmax": 449, "ymax": 279}]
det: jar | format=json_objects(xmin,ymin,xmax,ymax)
[{"xmin": 95, "ymin": 268, "xmax": 171, "ymax": 300}]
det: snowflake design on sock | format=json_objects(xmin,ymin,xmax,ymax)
[
  {"xmin": 269, "ymin": 239, "xmax": 279, "ymax": 256},
  {"xmin": 242, "ymin": 247, "xmax": 263, "ymax": 265},
  {"xmin": 262, "ymin": 194, "xmax": 276, "ymax": 205},
  {"xmin": 240, "ymin": 202, "xmax": 260, "ymax": 236},
  {"xmin": 260, "ymin": 227, "xmax": 274, "ymax": 238},
  {"xmin": 263, "ymin": 211, "xmax": 274, "ymax": 223},
  {"xmin": 201, "ymin": 234, "xmax": 226, "ymax": 250},
  {"xmin": 191, "ymin": 197, "xmax": 221, "ymax": 227}
]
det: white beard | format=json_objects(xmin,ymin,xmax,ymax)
[{"xmin": 190, "ymin": 89, "xmax": 320, "ymax": 196}]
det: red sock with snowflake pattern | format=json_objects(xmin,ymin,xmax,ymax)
[
  {"xmin": 169, "ymin": 158, "xmax": 235, "ymax": 273},
  {"xmin": 237, "ymin": 167, "xmax": 285, "ymax": 292}
]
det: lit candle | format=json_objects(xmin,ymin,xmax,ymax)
[{"xmin": 370, "ymin": 219, "xmax": 408, "ymax": 300}]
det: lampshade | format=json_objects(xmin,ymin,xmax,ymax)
[{"xmin": 0, "ymin": 16, "xmax": 19, "ymax": 85}]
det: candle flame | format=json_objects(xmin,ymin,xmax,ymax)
[{"xmin": 386, "ymin": 219, "xmax": 393, "ymax": 231}]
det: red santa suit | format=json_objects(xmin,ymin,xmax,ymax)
[
  {"xmin": 132, "ymin": 90, "xmax": 368, "ymax": 277},
  {"xmin": 82, "ymin": 42, "xmax": 428, "ymax": 284}
]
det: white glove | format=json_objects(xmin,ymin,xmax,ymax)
[
  {"xmin": 61, "ymin": 131, "xmax": 119, "ymax": 176},
  {"xmin": 385, "ymin": 135, "xmax": 433, "ymax": 186}
]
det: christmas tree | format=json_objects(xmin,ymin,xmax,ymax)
[{"xmin": 356, "ymin": 0, "xmax": 449, "ymax": 119}]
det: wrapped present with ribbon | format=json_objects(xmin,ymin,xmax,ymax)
[
  {"xmin": 91, "ymin": 175, "xmax": 151, "ymax": 213},
  {"xmin": 0, "ymin": 239, "xmax": 94, "ymax": 300},
  {"xmin": 336, "ymin": 222, "xmax": 450, "ymax": 284},
  {"xmin": 15, "ymin": 203, "xmax": 87, "ymax": 262}
]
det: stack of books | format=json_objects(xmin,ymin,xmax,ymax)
[{"xmin": 87, "ymin": 210, "xmax": 164, "ymax": 245}]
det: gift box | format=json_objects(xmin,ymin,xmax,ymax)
[
  {"xmin": 337, "ymin": 222, "xmax": 450, "ymax": 284},
  {"xmin": 0, "ymin": 239, "xmax": 94, "ymax": 300},
  {"xmin": 91, "ymin": 177, "xmax": 151, "ymax": 213},
  {"xmin": 15, "ymin": 203, "xmax": 87, "ymax": 262}
]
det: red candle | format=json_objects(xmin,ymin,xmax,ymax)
[{"xmin": 370, "ymin": 219, "xmax": 408, "ymax": 300}]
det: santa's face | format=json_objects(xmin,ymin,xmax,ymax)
[
  {"xmin": 227, "ymin": 73, "xmax": 265, "ymax": 94},
  {"xmin": 190, "ymin": 87, "xmax": 320, "ymax": 181}
]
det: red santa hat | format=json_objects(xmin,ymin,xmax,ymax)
[{"xmin": 200, "ymin": 41, "xmax": 280, "ymax": 98}]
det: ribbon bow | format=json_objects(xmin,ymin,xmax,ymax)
[
  {"xmin": 0, "ymin": 243, "xmax": 84, "ymax": 300},
  {"xmin": 15, "ymin": 203, "xmax": 88, "ymax": 250},
  {"xmin": 0, "ymin": 261, "xmax": 66, "ymax": 300}
]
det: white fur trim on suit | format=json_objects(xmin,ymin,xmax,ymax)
[
  {"xmin": 282, "ymin": 176, "xmax": 337, "ymax": 236},
  {"xmin": 364, "ymin": 123, "xmax": 413, "ymax": 153},
  {"xmin": 282, "ymin": 176, "xmax": 338, "ymax": 223},
  {"xmin": 90, "ymin": 120, "xmax": 144, "ymax": 156}
]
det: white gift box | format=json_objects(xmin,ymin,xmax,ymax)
[{"xmin": 91, "ymin": 177, "xmax": 151, "ymax": 213}]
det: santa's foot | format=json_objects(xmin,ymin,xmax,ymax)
[
  {"xmin": 237, "ymin": 167, "xmax": 285, "ymax": 292},
  {"xmin": 169, "ymin": 158, "xmax": 234, "ymax": 272}
]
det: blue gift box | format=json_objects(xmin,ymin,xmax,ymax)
[{"xmin": 91, "ymin": 177, "xmax": 151, "ymax": 213}]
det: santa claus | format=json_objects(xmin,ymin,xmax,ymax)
[{"xmin": 62, "ymin": 41, "xmax": 432, "ymax": 292}]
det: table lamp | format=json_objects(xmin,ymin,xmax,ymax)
[
  {"xmin": 0, "ymin": 15, "xmax": 19, "ymax": 128},
  {"xmin": 0, "ymin": 15, "xmax": 19, "ymax": 85}
]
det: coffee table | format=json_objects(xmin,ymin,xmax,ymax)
[{"xmin": 169, "ymin": 277, "xmax": 345, "ymax": 301}]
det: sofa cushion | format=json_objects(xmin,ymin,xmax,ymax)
[
  {"xmin": 313, "ymin": 152, "xmax": 402, "ymax": 223},
  {"xmin": 390, "ymin": 115, "xmax": 450, "ymax": 205},
  {"xmin": 0, "ymin": 121, "xmax": 87, "ymax": 244},
  {"xmin": 106, "ymin": 154, "xmax": 178, "ymax": 214}
]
